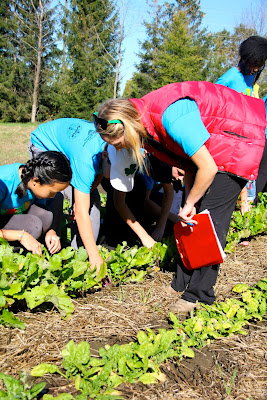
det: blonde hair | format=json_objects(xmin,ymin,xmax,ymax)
[{"xmin": 96, "ymin": 98, "xmax": 148, "ymax": 171}]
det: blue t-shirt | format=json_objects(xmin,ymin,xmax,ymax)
[
  {"xmin": 162, "ymin": 98, "xmax": 210, "ymax": 157},
  {"xmin": 246, "ymin": 180, "xmax": 256, "ymax": 202},
  {"xmin": 215, "ymin": 67, "xmax": 255, "ymax": 96},
  {"xmin": 31, "ymin": 118, "xmax": 106, "ymax": 193},
  {"xmin": 0, "ymin": 163, "xmax": 35, "ymax": 215},
  {"xmin": 140, "ymin": 173, "xmax": 154, "ymax": 191}
]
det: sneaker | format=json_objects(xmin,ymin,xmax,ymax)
[
  {"xmin": 163, "ymin": 285, "xmax": 180, "ymax": 296},
  {"xmin": 169, "ymin": 299, "xmax": 196, "ymax": 313}
]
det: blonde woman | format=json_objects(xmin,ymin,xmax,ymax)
[{"xmin": 93, "ymin": 81, "xmax": 266, "ymax": 313}]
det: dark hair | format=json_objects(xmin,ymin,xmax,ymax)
[
  {"xmin": 16, "ymin": 151, "xmax": 72, "ymax": 198},
  {"xmin": 238, "ymin": 35, "xmax": 267, "ymax": 83}
]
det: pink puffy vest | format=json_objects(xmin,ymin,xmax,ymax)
[{"xmin": 129, "ymin": 81, "xmax": 266, "ymax": 180}]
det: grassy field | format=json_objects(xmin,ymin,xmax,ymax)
[{"xmin": 0, "ymin": 122, "xmax": 40, "ymax": 165}]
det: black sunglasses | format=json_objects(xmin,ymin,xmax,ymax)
[{"xmin": 93, "ymin": 112, "xmax": 122, "ymax": 130}]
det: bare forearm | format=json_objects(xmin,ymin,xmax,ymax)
[
  {"xmin": 0, "ymin": 228, "xmax": 23, "ymax": 241},
  {"xmin": 185, "ymin": 165, "xmax": 217, "ymax": 208},
  {"xmin": 75, "ymin": 212, "xmax": 100, "ymax": 259},
  {"xmin": 74, "ymin": 189, "xmax": 103, "ymax": 270},
  {"xmin": 116, "ymin": 201, "xmax": 152, "ymax": 242},
  {"xmin": 114, "ymin": 191, "xmax": 155, "ymax": 247}
]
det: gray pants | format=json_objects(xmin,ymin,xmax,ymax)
[
  {"xmin": 28, "ymin": 140, "xmax": 101, "ymax": 249},
  {"xmin": 0, "ymin": 205, "xmax": 53, "ymax": 239},
  {"xmin": 71, "ymin": 188, "xmax": 101, "ymax": 250}
]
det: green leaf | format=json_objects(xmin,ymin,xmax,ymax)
[
  {"xmin": 0, "ymin": 309, "xmax": 25, "ymax": 330},
  {"xmin": 256, "ymin": 280, "xmax": 267, "ymax": 291},
  {"xmin": 232, "ymin": 284, "xmax": 250, "ymax": 293},
  {"xmin": 138, "ymin": 372, "xmax": 158, "ymax": 385},
  {"xmin": 74, "ymin": 341, "xmax": 91, "ymax": 365},
  {"xmin": 77, "ymin": 247, "xmax": 88, "ymax": 261},
  {"xmin": 28, "ymin": 381, "xmax": 47, "ymax": 399},
  {"xmin": 43, "ymin": 394, "xmax": 74, "ymax": 400},
  {"xmin": 59, "ymin": 247, "xmax": 75, "ymax": 260},
  {"xmin": 23, "ymin": 284, "xmax": 74, "ymax": 319},
  {"xmin": 94, "ymin": 262, "xmax": 108, "ymax": 282},
  {"xmin": 31, "ymin": 363, "xmax": 63, "ymax": 377},
  {"xmin": 0, "ymin": 372, "xmax": 23, "ymax": 396}
]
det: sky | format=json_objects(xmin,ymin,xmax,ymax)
[{"xmin": 119, "ymin": 0, "xmax": 255, "ymax": 92}]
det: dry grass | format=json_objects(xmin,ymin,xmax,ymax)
[
  {"xmin": 0, "ymin": 235, "xmax": 266, "ymax": 399},
  {"xmin": 0, "ymin": 122, "xmax": 39, "ymax": 165}
]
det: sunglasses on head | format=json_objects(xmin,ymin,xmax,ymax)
[{"xmin": 93, "ymin": 112, "xmax": 122, "ymax": 130}]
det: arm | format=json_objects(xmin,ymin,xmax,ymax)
[
  {"xmin": 0, "ymin": 228, "xmax": 42, "ymax": 256},
  {"xmin": 179, "ymin": 145, "xmax": 218, "ymax": 223},
  {"xmin": 113, "ymin": 189, "xmax": 156, "ymax": 248},
  {"xmin": 240, "ymin": 185, "xmax": 251, "ymax": 216},
  {"xmin": 74, "ymin": 188, "xmax": 104, "ymax": 272},
  {"xmin": 144, "ymin": 183, "xmax": 178, "ymax": 241}
]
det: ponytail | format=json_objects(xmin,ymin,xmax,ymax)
[{"xmin": 16, "ymin": 151, "xmax": 72, "ymax": 198}]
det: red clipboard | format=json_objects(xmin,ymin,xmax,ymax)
[{"xmin": 174, "ymin": 210, "xmax": 226, "ymax": 270}]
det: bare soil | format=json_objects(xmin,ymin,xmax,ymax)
[{"xmin": 0, "ymin": 235, "xmax": 266, "ymax": 399}]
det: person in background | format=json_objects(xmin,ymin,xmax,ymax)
[
  {"xmin": 216, "ymin": 35, "xmax": 267, "ymax": 203},
  {"xmin": 239, "ymin": 181, "xmax": 256, "ymax": 216},
  {"xmin": 0, "ymin": 151, "xmax": 71, "ymax": 256},
  {"xmin": 215, "ymin": 35, "xmax": 267, "ymax": 97},
  {"xmin": 93, "ymin": 81, "xmax": 266, "ymax": 313},
  {"xmin": 29, "ymin": 118, "xmax": 108, "ymax": 272},
  {"xmin": 99, "ymin": 146, "xmax": 178, "ymax": 248}
]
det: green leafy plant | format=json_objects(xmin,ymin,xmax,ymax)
[
  {"xmin": 225, "ymin": 192, "xmax": 267, "ymax": 253},
  {"xmin": 30, "ymin": 279, "xmax": 266, "ymax": 399},
  {"xmin": 215, "ymin": 358, "xmax": 237, "ymax": 396},
  {"xmin": 0, "ymin": 370, "xmax": 46, "ymax": 399},
  {"xmin": 0, "ymin": 240, "xmax": 166, "ymax": 328}
]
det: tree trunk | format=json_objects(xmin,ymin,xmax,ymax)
[
  {"xmin": 62, "ymin": 0, "xmax": 68, "ymax": 70},
  {"xmin": 31, "ymin": 0, "xmax": 43, "ymax": 123},
  {"xmin": 113, "ymin": 0, "xmax": 124, "ymax": 98}
]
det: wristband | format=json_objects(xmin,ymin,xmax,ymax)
[
  {"xmin": 240, "ymin": 200, "xmax": 248, "ymax": 205},
  {"xmin": 18, "ymin": 229, "xmax": 25, "ymax": 242}
]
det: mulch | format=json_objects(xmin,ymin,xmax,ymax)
[{"xmin": 0, "ymin": 235, "xmax": 266, "ymax": 399}]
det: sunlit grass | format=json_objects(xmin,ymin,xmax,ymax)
[{"xmin": 0, "ymin": 122, "xmax": 39, "ymax": 164}]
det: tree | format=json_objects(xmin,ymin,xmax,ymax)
[
  {"xmin": 128, "ymin": 0, "xmax": 209, "ymax": 96},
  {"xmin": 0, "ymin": 0, "xmax": 32, "ymax": 121},
  {"xmin": 0, "ymin": 0, "xmax": 59, "ymax": 122},
  {"xmin": 57, "ymin": 0, "xmax": 120, "ymax": 119},
  {"xmin": 128, "ymin": 0, "xmax": 171, "ymax": 97},
  {"xmin": 152, "ymin": 9, "xmax": 208, "ymax": 87},
  {"xmin": 241, "ymin": 0, "xmax": 267, "ymax": 37},
  {"xmin": 14, "ymin": 0, "xmax": 60, "ymax": 122}
]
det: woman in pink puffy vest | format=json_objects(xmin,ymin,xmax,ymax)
[{"xmin": 93, "ymin": 81, "xmax": 266, "ymax": 313}]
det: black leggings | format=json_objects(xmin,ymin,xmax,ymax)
[
  {"xmin": 171, "ymin": 172, "xmax": 246, "ymax": 305},
  {"xmin": 255, "ymin": 139, "xmax": 267, "ymax": 201}
]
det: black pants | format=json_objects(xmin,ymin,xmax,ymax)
[
  {"xmin": 171, "ymin": 172, "xmax": 246, "ymax": 305},
  {"xmin": 255, "ymin": 139, "xmax": 267, "ymax": 201}
]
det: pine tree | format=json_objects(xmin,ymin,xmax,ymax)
[
  {"xmin": 128, "ymin": 0, "xmax": 171, "ymax": 97},
  {"xmin": 57, "ymin": 0, "xmax": 120, "ymax": 119},
  {"xmin": 153, "ymin": 9, "xmax": 208, "ymax": 87},
  {"xmin": 0, "ymin": 0, "xmax": 59, "ymax": 122},
  {"xmin": 128, "ymin": 0, "xmax": 209, "ymax": 96},
  {"xmin": 0, "ymin": 0, "xmax": 32, "ymax": 121}
]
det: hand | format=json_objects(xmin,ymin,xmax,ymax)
[
  {"xmin": 241, "ymin": 202, "xmax": 251, "ymax": 216},
  {"xmin": 89, "ymin": 253, "xmax": 106, "ymax": 275},
  {"xmin": 141, "ymin": 235, "xmax": 156, "ymax": 249},
  {"xmin": 151, "ymin": 226, "xmax": 165, "ymax": 242},
  {"xmin": 178, "ymin": 204, "xmax": 198, "ymax": 225},
  {"xmin": 45, "ymin": 229, "xmax": 61, "ymax": 254},
  {"xmin": 20, "ymin": 232, "xmax": 42, "ymax": 256}
]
